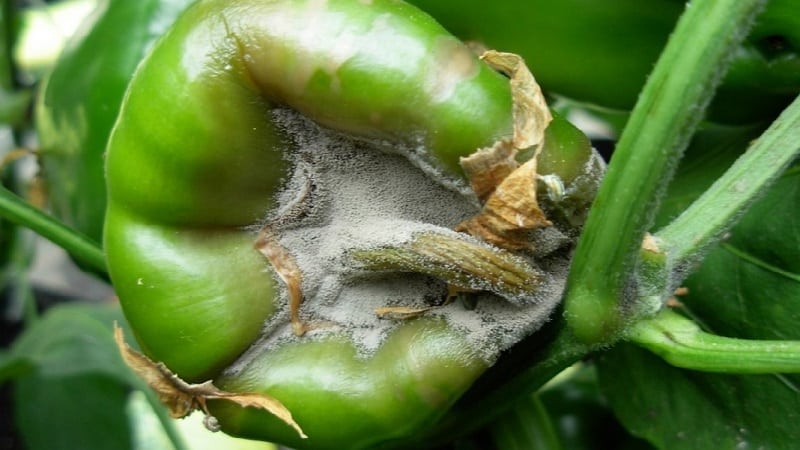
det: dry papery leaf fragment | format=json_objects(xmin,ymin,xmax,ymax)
[
  {"xmin": 481, "ymin": 50, "xmax": 552, "ymax": 151},
  {"xmin": 374, "ymin": 306, "xmax": 436, "ymax": 320},
  {"xmin": 255, "ymin": 226, "xmax": 309, "ymax": 336},
  {"xmin": 113, "ymin": 323, "xmax": 307, "ymax": 439},
  {"xmin": 457, "ymin": 51, "xmax": 553, "ymax": 250}
]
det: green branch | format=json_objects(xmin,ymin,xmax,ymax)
[
  {"xmin": 0, "ymin": 185, "xmax": 107, "ymax": 273},
  {"xmin": 563, "ymin": 0, "xmax": 766, "ymax": 343},
  {"xmin": 657, "ymin": 94, "xmax": 800, "ymax": 266},
  {"xmin": 629, "ymin": 309, "xmax": 800, "ymax": 374}
]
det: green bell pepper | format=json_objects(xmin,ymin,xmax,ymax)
[
  {"xmin": 409, "ymin": 0, "xmax": 800, "ymax": 124},
  {"xmin": 36, "ymin": 0, "xmax": 193, "ymax": 244},
  {"xmin": 103, "ymin": 0, "xmax": 599, "ymax": 448}
]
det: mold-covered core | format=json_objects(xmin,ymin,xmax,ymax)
[{"xmin": 229, "ymin": 109, "xmax": 571, "ymax": 372}]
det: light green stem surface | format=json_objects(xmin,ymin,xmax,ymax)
[
  {"xmin": 563, "ymin": 0, "xmax": 765, "ymax": 343},
  {"xmin": 630, "ymin": 309, "xmax": 800, "ymax": 374},
  {"xmin": 0, "ymin": 185, "xmax": 106, "ymax": 273},
  {"xmin": 658, "ymin": 94, "xmax": 800, "ymax": 265}
]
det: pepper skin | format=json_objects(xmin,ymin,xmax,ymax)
[
  {"xmin": 36, "ymin": 0, "xmax": 193, "ymax": 244},
  {"xmin": 105, "ymin": 0, "xmax": 513, "ymax": 375},
  {"xmin": 103, "ymin": 0, "xmax": 597, "ymax": 447},
  {"xmin": 105, "ymin": 0, "xmax": 509, "ymax": 447}
]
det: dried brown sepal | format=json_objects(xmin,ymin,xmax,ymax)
[
  {"xmin": 480, "ymin": 50, "xmax": 552, "ymax": 151},
  {"xmin": 666, "ymin": 287, "xmax": 690, "ymax": 308},
  {"xmin": 641, "ymin": 232, "xmax": 662, "ymax": 254},
  {"xmin": 456, "ymin": 52, "xmax": 553, "ymax": 250},
  {"xmin": 113, "ymin": 323, "xmax": 307, "ymax": 439},
  {"xmin": 374, "ymin": 306, "xmax": 435, "ymax": 320},
  {"xmin": 666, "ymin": 297, "xmax": 685, "ymax": 308},
  {"xmin": 255, "ymin": 227, "xmax": 309, "ymax": 336},
  {"xmin": 456, "ymin": 156, "xmax": 552, "ymax": 250},
  {"xmin": 459, "ymin": 139, "xmax": 519, "ymax": 202}
]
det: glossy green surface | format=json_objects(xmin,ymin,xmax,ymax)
[
  {"xmin": 103, "ymin": 0, "xmax": 519, "ymax": 445},
  {"xmin": 213, "ymin": 319, "xmax": 488, "ymax": 450},
  {"xmin": 101, "ymin": 0, "xmax": 604, "ymax": 445}
]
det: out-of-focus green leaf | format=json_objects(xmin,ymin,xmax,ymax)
[
  {"xmin": 539, "ymin": 367, "xmax": 654, "ymax": 450},
  {"xmin": 0, "ymin": 89, "xmax": 30, "ymax": 124},
  {"xmin": 597, "ymin": 343, "xmax": 800, "ymax": 450},
  {"xmin": 0, "ymin": 350, "xmax": 31, "ymax": 382},
  {"xmin": 8, "ymin": 303, "xmax": 134, "ymax": 450},
  {"xmin": 597, "ymin": 128, "xmax": 800, "ymax": 448},
  {"xmin": 9, "ymin": 302, "xmax": 134, "ymax": 381},
  {"xmin": 487, "ymin": 393, "xmax": 561, "ymax": 450},
  {"xmin": 682, "ymin": 167, "xmax": 800, "ymax": 345},
  {"xmin": 6, "ymin": 302, "xmax": 188, "ymax": 450},
  {"xmin": 12, "ymin": 0, "xmax": 98, "ymax": 81},
  {"xmin": 653, "ymin": 123, "xmax": 763, "ymax": 229},
  {"xmin": 14, "ymin": 373, "xmax": 133, "ymax": 450}
]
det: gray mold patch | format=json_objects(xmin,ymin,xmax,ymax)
[{"xmin": 230, "ymin": 109, "xmax": 572, "ymax": 372}]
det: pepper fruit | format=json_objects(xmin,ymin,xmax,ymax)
[
  {"xmin": 103, "ymin": 0, "xmax": 601, "ymax": 448},
  {"xmin": 408, "ymin": 0, "xmax": 800, "ymax": 124},
  {"xmin": 35, "ymin": 0, "xmax": 193, "ymax": 245}
]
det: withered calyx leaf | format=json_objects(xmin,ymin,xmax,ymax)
[
  {"xmin": 113, "ymin": 323, "xmax": 307, "ymax": 439},
  {"xmin": 457, "ymin": 51, "xmax": 554, "ymax": 250}
]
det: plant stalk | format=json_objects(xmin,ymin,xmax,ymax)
[
  {"xmin": 657, "ymin": 94, "xmax": 800, "ymax": 267},
  {"xmin": 630, "ymin": 309, "xmax": 800, "ymax": 374},
  {"xmin": 0, "ymin": 185, "xmax": 106, "ymax": 273},
  {"xmin": 563, "ymin": 0, "xmax": 766, "ymax": 343}
]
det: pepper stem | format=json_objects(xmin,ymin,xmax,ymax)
[
  {"xmin": 656, "ymin": 94, "xmax": 800, "ymax": 267},
  {"xmin": 0, "ymin": 184, "xmax": 106, "ymax": 274},
  {"xmin": 629, "ymin": 309, "xmax": 800, "ymax": 374},
  {"xmin": 562, "ymin": 0, "xmax": 766, "ymax": 343}
]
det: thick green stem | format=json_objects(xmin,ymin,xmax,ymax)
[
  {"xmin": 657, "ymin": 94, "xmax": 800, "ymax": 266},
  {"xmin": 0, "ymin": 185, "xmax": 106, "ymax": 273},
  {"xmin": 630, "ymin": 309, "xmax": 800, "ymax": 374},
  {"xmin": 563, "ymin": 0, "xmax": 765, "ymax": 343}
]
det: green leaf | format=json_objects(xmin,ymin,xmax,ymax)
[
  {"xmin": 597, "ymin": 343, "xmax": 800, "ymax": 450},
  {"xmin": 487, "ymin": 393, "xmax": 561, "ymax": 450},
  {"xmin": 0, "ymin": 88, "xmax": 31, "ymax": 125},
  {"xmin": 6, "ymin": 302, "xmax": 187, "ymax": 450},
  {"xmin": 538, "ymin": 367, "xmax": 654, "ymax": 450},
  {"xmin": 9, "ymin": 302, "xmax": 134, "ymax": 382},
  {"xmin": 14, "ymin": 373, "xmax": 134, "ymax": 450},
  {"xmin": 652, "ymin": 123, "xmax": 762, "ymax": 229},
  {"xmin": 597, "ymin": 142, "xmax": 800, "ymax": 448},
  {"xmin": 0, "ymin": 350, "xmax": 31, "ymax": 382},
  {"xmin": 7, "ymin": 303, "xmax": 135, "ymax": 450},
  {"xmin": 682, "ymin": 168, "xmax": 800, "ymax": 345}
]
